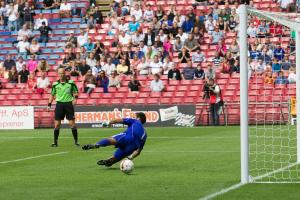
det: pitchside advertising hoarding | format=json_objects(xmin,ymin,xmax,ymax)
[
  {"xmin": 0, "ymin": 106, "xmax": 34, "ymax": 129},
  {"xmin": 62, "ymin": 105, "xmax": 196, "ymax": 128}
]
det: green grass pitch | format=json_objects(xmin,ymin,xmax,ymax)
[{"xmin": 0, "ymin": 127, "xmax": 299, "ymax": 200}]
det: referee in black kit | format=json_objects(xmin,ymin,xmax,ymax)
[{"xmin": 48, "ymin": 68, "xmax": 80, "ymax": 147}]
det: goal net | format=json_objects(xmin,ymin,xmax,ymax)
[{"xmin": 239, "ymin": 6, "xmax": 300, "ymax": 183}]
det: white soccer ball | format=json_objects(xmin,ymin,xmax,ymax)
[{"xmin": 120, "ymin": 159, "xmax": 134, "ymax": 174}]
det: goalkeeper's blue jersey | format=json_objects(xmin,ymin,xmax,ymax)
[{"xmin": 122, "ymin": 118, "xmax": 147, "ymax": 149}]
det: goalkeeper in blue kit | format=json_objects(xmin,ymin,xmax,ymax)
[{"xmin": 82, "ymin": 112, "xmax": 147, "ymax": 167}]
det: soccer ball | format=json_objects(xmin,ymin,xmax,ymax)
[{"xmin": 120, "ymin": 159, "xmax": 134, "ymax": 174}]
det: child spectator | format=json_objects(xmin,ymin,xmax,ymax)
[
  {"xmin": 128, "ymin": 74, "xmax": 141, "ymax": 92},
  {"xmin": 36, "ymin": 72, "xmax": 51, "ymax": 95}
]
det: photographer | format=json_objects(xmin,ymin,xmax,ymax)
[{"xmin": 203, "ymin": 79, "xmax": 223, "ymax": 126}]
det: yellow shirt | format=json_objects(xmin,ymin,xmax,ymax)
[{"xmin": 117, "ymin": 64, "xmax": 129, "ymax": 74}]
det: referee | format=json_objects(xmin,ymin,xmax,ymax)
[{"xmin": 48, "ymin": 68, "xmax": 79, "ymax": 147}]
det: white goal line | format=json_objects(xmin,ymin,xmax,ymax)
[
  {"xmin": 199, "ymin": 162, "xmax": 299, "ymax": 200},
  {"xmin": 0, "ymin": 151, "xmax": 69, "ymax": 164}
]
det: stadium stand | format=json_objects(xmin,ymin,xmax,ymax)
[{"xmin": 0, "ymin": 0, "xmax": 297, "ymax": 127}]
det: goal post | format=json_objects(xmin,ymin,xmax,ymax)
[{"xmin": 238, "ymin": 5, "xmax": 300, "ymax": 183}]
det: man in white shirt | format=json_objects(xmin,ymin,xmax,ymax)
[
  {"xmin": 118, "ymin": 18, "xmax": 129, "ymax": 33},
  {"xmin": 77, "ymin": 29, "xmax": 89, "ymax": 47},
  {"xmin": 150, "ymin": 74, "xmax": 164, "ymax": 92},
  {"xmin": 143, "ymin": 4, "xmax": 154, "ymax": 22},
  {"xmin": 7, "ymin": 2, "xmax": 18, "ymax": 31},
  {"xmin": 119, "ymin": 31, "xmax": 131, "ymax": 46},
  {"xmin": 131, "ymin": 31, "xmax": 144, "ymax": 46},
  {"xmin": 17, "ymin": 36, "xmax": 30, "ymax": 58},
  {"xmin": 59, "ymin": 0, "xmax": 72, "ymax": 18},
  {"xmin": 176, "ymin": 28, "xmax": 188, "ymax": 44},
  {"xmin": 247, "ymin": 23, "xmax": 258, "ymax": 38},
  {"xmin": 162, "ymin": 56, "xmax": 174, "ymax": 75},
  {"xmin": 150, "ymin": 55, "xmax": 163, "ymax": 75},
  {"xmin": 130, "ymin": 4, "xmax": 142, "ymax": 22},
  {"xmin": 102, "ymin": 58, "xmax": 116, "ymax": 75},
  {"xmin": 17, "ymin": 24, "xmax": 33, "ymax": 41}
]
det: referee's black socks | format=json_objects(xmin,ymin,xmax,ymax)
[
  {"xmin": 71, "ymin": 127, "xmax": 78, "ymax": 144},
  {"xmin": 54, "ymin": 128, "xmax": 60, "ymax": 145}
]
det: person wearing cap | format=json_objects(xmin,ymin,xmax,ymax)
[{"xmin": 38, "ymin": 21, "xmax": 52, "ymax": 43}]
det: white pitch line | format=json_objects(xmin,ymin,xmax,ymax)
[
  {"xmin": 0, "ymin": 151, "xmax": 69, "ymax": 164},
  {"xmin": 199, "ymin": 162, "xmax": 299, "ymax": 200},
  {"xmin": 79, "ymin": 150, "xmax": 239, "ymax": 153}
]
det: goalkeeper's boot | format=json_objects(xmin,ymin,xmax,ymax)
[{"xmin": 51, "ymin": 143, "xmax": 58, "ymax": 147}]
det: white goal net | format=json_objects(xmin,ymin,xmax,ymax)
[{"xmin": 240, "ymin": 6, "xmax": 300, "ymax": 183}]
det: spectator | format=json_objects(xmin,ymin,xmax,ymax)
[
  {"xmin": 77, "ymin": 29, "xmax": 89, "ymax": 47},
  {"xmin": 18, "ymin": 64, "xmax": 29, "ymax": 83},
  {"xmin": 181, "ymin": 15, "xmax": 194, "ymax": 33},
  {"xmin": 144, "ymin": 28, "xmax": 155, "ymax": 46},
  {"xmin": 168, "ymin": 64, "xmax": 182, "ymax": 80},
  {"xmin": 86, "ymin": 53, "xmax": 97, "ymax": 68},
  {"xmin": 207, "ymin": 78, "xmax": 222, "ymax": 126},
  {"xmin": 130, "ymin": 4, "xmax": 142, "ymax": 22},
  {"xmin": 288, "ymin": 67, "xmax": 296, "ymax": 83},
  {"xmin": 211, "ymin": 51, "xmax": 222, "ymax": 68},
  {"xmin": 162, "ymin": 56, "xmax": 174, "ymax": 75},
  {"xmin": 19, "ymin": 2, "xmax": 35, "ymax": 28},
  {"xmin": 264, "ymin": 71, "xmax": 274, "ymax": 84},
  {"xmin": 136, "ymin": 56, "xmax": 149, "ymax": 75},
  {"xmin": 143, "ymin": 4, "xmax": 154, "ymax": 22},
  {"xmin": 91, "ymin": 60, "xmax": 102, "ymax": 76},
  {"xmin": 3, "ymin": 55, "xmax": 16, "ymax": 71},
  {"xmin": 273, "ymin": 43, "xmax": 285, "ymax": 61},
  {"xmin": 119, "ymin": 30, "xmax": 131, "ymax": 46},
  {"xmin": 163, "ymin": 36, "xmax": 173, "ymax": 56},
  {"xmin": 65, "ymin": 31, "xmax": 77, "ymax": 48},
  {"xmin": 7, "ymin": 2, "xmax": 18, "ymax": 31},
  {"xmin": 150, "ymin": 55, "xmax": 163, "ymax": 74},
  {"xmin": 36, "ymin": 71, "xmax": 51, "ymax": 95},
  {"xmin": 228, "ymin": 15, "xmax": 237, "ymax": 32},
  {"xmin": 192, "ymin": 49, "xmax": 206, "ymax": 63},
  {"xmin": 108, "ymin": 70, "xmax": 121, "ymax": 88},
  {"xmin": 17, "ymin": 24, "xmax": 33, "ymax": 42},
  {"xmin": 205, "ymin": 15, "xmax": 216, "ymax": 34},
  {"xmin": 275, "ymin": 70, "xmax": 288, "ymax": 84},
  {"xmin": 83, "ymin": 69, "xmax": 96, "ymax": 94},
  {"xmin": 79, "ymin": 59, "xmax": 91, "ymax": 76},
  {"xmin": 43, "ymin": 0, "xmax": 56, "ymax": 9},
  {"xmin": 38, "ymin": 21, "xmax": 52, "ymax": 43},
  {"xmin": 117, "ymin": 58, "xmax": 130, "ymax": 75},
  {"xmin": 8, "ymin": 66, "xmax": 18, "ymax": 83},
  {"xmin": 216, "ymin": 40, "xmax": 227, "ymax": 57},
  {"xmin": 211, "ymin": 26, "xmax": 224, "ymax": 44},
  {"xmin": 176, "ymin": 28, "xmax": 188, "ymax": 44},
  {"xmin": 27, "ymin": 72, "xmax": 36, "ymax": 90},
  {"xmin": 59, "ymin": 0, "xmax": 72, "ymax": 18},
  {"xmin": 37, "ymin": 59, "xmax": 50, "ymax": 72},
  {"xmin": 247, "ymin": 22, "xmax": 257, "ymax": 38},
  {"xmin": 34, "ymin": 14, "xmax": 48, "ymax": 30},
  {"xmin": 128, "ymin": 74, "xmax": 141, "ymax": 92},
  {"xmin": 16, "ymin": 56, "xmax": 26, "ymax": 72},
  {"xmin": 155, "ymin": 5, "xmax": 164, "ymax": 20},
  {"xmin": 27, "ymin": 55, "xmax": 38, "ymax": 73},
  {"xmin": 29, "ymin": 39, "xmax": 41, "ymax": 55},
  {"xmin": 102, "ymin": 57, "xmax": 116, "ymax": 75},
  {"xmin": 96, "ymin": 70, "xmax": 109, "ymax": 93},
  {"xmin": 221, "ymin": 59, "xmax": 231, "ymax": 74},
  {"xmin": 131, "ymin": 30, "xmax": 145, "ymax": 47},
  {"xmin": 184, "ymin": 33, "xmax": 200, "ymax": 52},
  {"xmin": 206, "ymin": 64, "xmax": 216, "ymax": 80},
  {"xmin": 150, "ymin": 74, "xmax": 164, "ymax": 92},
  {"xmin": 254, "ymin": 59, "xmax": 266, "ymax": 76},
  {"xmin": 195, "ymin": 64, "xmax": 205, "ymax": 79},
  {"xmin": 93, "ymin": 6, "xmax": 104, "ymax": 25},
  {"xmin": 182, "ymin": 60, "xmax": 196, "ymax": 80},
  {"xmin": 272, "ymin": 58, "xmax": 281, "ymax": 73},
  {"xmin": 257, "ymin": 20, "xmax": 270, "ymax": 38},
  {"xmin": 178, "ymin": 47, "xmax": 190, "ymax": 63},
  {"xmin": 128, "ymin": 16, "xmax": 140, "ymax": 34},
  {"xmin": 17, "ymin": 36, "xmax": 30, "ymax": 58},
  {"xmin": 69, "ymin": 63, "xmax": 80, "ymax": 77},
  {"xmin": 173, "ymin": 36, "xmax": 184, "ymax": 52}
]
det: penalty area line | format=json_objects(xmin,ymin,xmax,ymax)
[{"xmin": 0, "ymin": 151, "xmax": 69, "ymax": 164}]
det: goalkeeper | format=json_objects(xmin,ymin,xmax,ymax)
[{"xmin": 82, "ymin": 112, "xmax": 147, "ymax": 167}]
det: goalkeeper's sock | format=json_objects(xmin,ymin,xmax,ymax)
[
  {"xmin": 53, "ymin": 128, "xmax": 60, "ymax": 145},
  {"xmin": 96, "ymin": 139, "xmax": 111, "ymax": 147},
  {"xmin": 71, "ymin": 127, "xmax": 79, "ymax": 145}
]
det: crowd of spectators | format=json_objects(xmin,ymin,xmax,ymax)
[{"xmin": 0, "ymin": 0, "xmax": 298, "ymax": 97}]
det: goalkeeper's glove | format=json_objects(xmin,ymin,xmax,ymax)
[{"xmin": 82, "ymin": 144, "xmax": 95, "ymax": 150}]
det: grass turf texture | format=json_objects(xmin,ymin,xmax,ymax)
[{"xmin": 0, "ymin": 127, "xmax": 299, "ymax": 200}]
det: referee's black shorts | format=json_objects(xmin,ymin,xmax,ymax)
[{"xmin": 55, "ymin": 102, "xmax": 75, "ymax": 121}]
